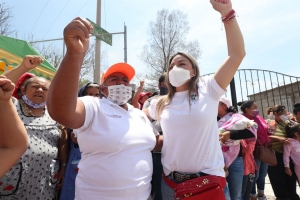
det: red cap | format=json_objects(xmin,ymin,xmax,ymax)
[
  {"xmin": 12, "ymin": 73, "xmax": 36, "ymax": 99},
  {"xmin": 138, "ymin": 92, "xmax": 151, "ymax": 101}
]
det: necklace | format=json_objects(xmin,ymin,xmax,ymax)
[
  {"xmin": 20, "ymin": 100, "xmax": 45, "ymax": 117},
  {"xmin": 275, "ymin": 120, "xmax": 285, "ymax": 128}
]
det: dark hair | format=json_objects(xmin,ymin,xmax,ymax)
[
  {"xmin": 285, "ymin": 121, "xmax": 300, "ymax": 138},
  {"xmin": 150, "ymin": 91, "xmax": 159, "ymax": 98},
  {"xmin": 237, "ymin": 100, "xmax": 255, "ymax": 113},
  {"xmin": 158, "ymin": 73, "xmax": 166, "ymax": 85},
  {"xmin": 227, "ymin": 106, "xmax": 237, "ymax": 113},
  {"xmin": 82, "ymin": 83, "xmax": 99, "ymax": 96},
  {"xmin": 293, "ymin": 103, "xmax": 300, "ymax": 116},
  {"xmin": 266, "ymin": 107, "xmax": 273, "ymax": 115},
  {"xmin": 219, "ymin": 101, "xmax": 237, "ymax": 113},
  {"xmin": 23, "ymin": 78, "xmax": 33, "ymax": 91},
  {"xmin": 269, "ymin": 105, "xmax": 285, "ymax": 115},
  {"xmin": 24, "ymin": 77, "xmax": 50, "ymax": 91}
]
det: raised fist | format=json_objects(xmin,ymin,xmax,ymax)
[
  {"xmin": 20, "ymin": 55, "xmax": 43, "ymax": 70},
  {"xmin": 63, "ymin": 17, "xmax": 93, "ymax": 55},
  {"xmin": 210, "ymin": 0, "xmax": 232, "ymax": 16},
  {"xmin": 139, "ymin": 80, "xmax": 145, "ymax": 88},
  {"xmin": 0, "ymin": 75, "xmax": 15, "ymax": 101}
]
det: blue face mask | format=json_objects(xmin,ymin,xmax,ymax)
[
  {"xmin": 159, "ymin": 87, "xmax": 168, "ymax": 95},
  {"xmin": 22, "ymin": 94, "xmax": 46, "ymax": 109}
]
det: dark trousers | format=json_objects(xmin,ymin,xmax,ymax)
[
  {"xmin": 242, "ymin": 174, "xmax": 255, "ymax": 200},
  {"xmin": 151, "ymin": 152, "xmax": 163, "ymax": 200},
  {"xmin": 268, "ymin": 151, "xmax": 299, "ymax": 200}
]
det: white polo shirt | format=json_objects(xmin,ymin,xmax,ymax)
[
  {"xmin": 74, "ymin": 97, "xmax": 157, "ymax": 200},
  {"xmin": 148, "ymin": 76, "xmax": 226, "ymax": 177}
]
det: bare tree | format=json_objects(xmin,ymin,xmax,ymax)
[
  {"xmin": 0, "ymin": 2, "xmax": 14, "ymax": 36},
  {"xmin": 140, "ymin": 9, "xmax": 201, "ymax": 83},
  {"xmin": 79, "ymin": 43, "xmax": 96, "ymax": 82},
  {"xmin": 24, "ymin": 34, "xmax": 98, "ymax": 83},
  {"xmin": 34, "ymin": 44, "xmax": 63, "ymax": 69},
  {"xmin": 134, "ymin": 72, "xmax": 158, "ymax": 93},
  {"xmin": 34, "ymin": 42, "xmax": 97, "ymax": 82}
]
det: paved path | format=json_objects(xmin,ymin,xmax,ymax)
[{"xmin": 263, "ymin": 175, "xmax": 300, "ymax": 199}]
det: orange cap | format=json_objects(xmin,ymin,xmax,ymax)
[{"xmin": 100, "ymin": 63, "xmax": 135, "ymax": 84}]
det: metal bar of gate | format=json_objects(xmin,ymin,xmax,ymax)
[
  {"xmin": 250, "ymin": 70, "xmax": 256, "ymax": 101},
  {"xmin": 256, "ymin": 70, "xmax": 264, "ymax": 118},
  {"xmin": 290, "ymin": 77, "xmax": 295, "ymax": 105},
  {"xmin": 238, "ymin": 70, "xmax": 244, "ymax": 101},
  {"xmin": 269, "ymin": 71, "xmax": 275, "ymax": 106},
  {"xmin": 276, "ymin": 73, "xmax": 283, "ymax": 106},
  {"xmin": 263, "ymin": 71, "xmax": 270, "ymax": 109},
  {"xmin": 244, "ymin": 70, "xmax": 249, "ymax": 101},
  {"xmin": 230, "ymin": 78, "xmax": 237, "ymax": 110},
  {"xmin": 282, "ymin": 75, "xmax": 290, "ymax": 110}
]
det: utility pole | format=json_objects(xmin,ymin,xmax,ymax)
[
  {"xmin": 94, "ymin": 0, "xmax": 101, "ymax": 83},
  {"xmin": 124, "ymin": 23, "xmax": 127, "ymax": 63}
]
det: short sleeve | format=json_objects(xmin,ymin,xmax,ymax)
[
  {"xmin": 147, "ymin": 98, "xmax": 159, "ymax": 120},
  {"xmin": 142, "ymin": 99, "xmax": 151, "ymax": 110},
  {"xmin": 73, "ymin": 96, "xmax": 97, "ymax": 136},
  {"xmin": 200, "ymin": 75, "xmax": 226, "ymax": 101}
]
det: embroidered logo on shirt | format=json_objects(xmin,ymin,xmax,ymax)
[
  {"xmin": 105, "ymin": 113, "xmax": 121, "ymax": 118},
  {"xmin": 190, "ymin": 93, "xmax": 199, "ymax": 103},
  {"xmin": 140, "ymin": 116, "xmax": 146, "ymax": 123}
]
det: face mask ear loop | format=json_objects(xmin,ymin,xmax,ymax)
[
  {"xmin": 100, "ymin": 83, "xmax": 107, "ymax": 97},
  {"xmin": 190, "ymin": 68, "xmax": 196, "ymax": 77}
]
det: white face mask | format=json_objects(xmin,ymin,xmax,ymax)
[
  {"xmin": 106, "ymin": 84, "xmax": 132, "ymax": 105},
  {"xmin": 279, "ymin": 115, "xmax": 289, "ymax": 122},
  {"xmin": 169, "ymin": 66, "xmax": 192, "ymax": 87},
  {"xmin": 267, "ymin": 114, "xmax": 275, "ymax": 120}
]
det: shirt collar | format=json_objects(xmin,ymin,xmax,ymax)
[
  {"xmin": 243, "ymin": 113, "xmax": 256, "ymax": 120},
  {"xmin": 102, "ymin": 97, "xmax": 132, "ymax": 110}
]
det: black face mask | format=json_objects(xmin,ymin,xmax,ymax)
[{"xmin": 159, "ymin": 87, "xmax": 168, "ymax": 95}]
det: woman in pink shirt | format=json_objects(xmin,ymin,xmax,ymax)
[
  {"xmin": 293, "ymin": 103, "xmax": 300, "ymax": 123},
  {"xmin": 284, "ymin": 121, "xmax": 300, "ymax": 183},
  {"xmin": 238, "ymin": 100, "xmax": 270, "ymax": 200}
]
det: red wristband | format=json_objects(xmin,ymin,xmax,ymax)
[{"xmin": 221, "ymin": 9, "xmax": 235, "ymax": 23}]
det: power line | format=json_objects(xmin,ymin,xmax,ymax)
[
  {"xmin": 42, "ymin": 0, "xmax": 71, "ymax": 40},
  {"xmin": 30, "ymin": 0, "xmax": 50, "ymax": 33},
  {"xmin": 57, "ymin": 0, "xmax": 90, "ymax": 56},
  {"xmin": 74, "ymin": 0, "xmax": 90, "ymax": 17}
]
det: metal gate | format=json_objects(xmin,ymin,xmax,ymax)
[{"xmin": 201, "ymin": 69, "xmax": 300, "ymax": 118}]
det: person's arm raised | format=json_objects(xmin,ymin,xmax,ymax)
[
  {"xmin": 47, "ymin": 17, "xmax": 93, "ymax": 128},
  {"xmin": 132, "ymin": 80, "xmax": 144, "ymax": 108},
  {"xmin": 211, "ymin": 0, "xmax": 246, "ymax": 90},
  {"xmin": 0, "ymin": 76, "xmax": 28, "ymax": 177},
  {"xmin": 3, "ymin": 55, "xmax": 43, "ymax": 83}
]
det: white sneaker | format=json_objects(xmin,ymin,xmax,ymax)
[{"xmin": 257, "ymin": 195, "xmax": 267, "ymax": 200}]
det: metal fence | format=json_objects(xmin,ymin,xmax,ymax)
[
  {"xmin": 29, "ymin": 26, "xmax": 127, "ymax": 82},
  {"xmin": 99, "ymin": 27, "xmax": 127, "ymax": 73},
  {"xmin": 201, "ymin": 69, "xmax": 300, "ymax": 118}
]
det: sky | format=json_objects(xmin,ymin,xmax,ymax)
[{"xmin": 3, "ymin": 0, "xmax": 300, "ymax": 86}]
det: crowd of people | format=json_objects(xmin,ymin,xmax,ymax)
[{"xmin": 1, "ymin": 0, "xmax": 300, "ymax": 200}]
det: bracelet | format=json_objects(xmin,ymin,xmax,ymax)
[{"xmin": 221, "ymin": 9, "xmax": 236, "ymax": 24}]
